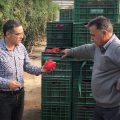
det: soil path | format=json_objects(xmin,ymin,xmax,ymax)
[{"xmin": 22, "ymin": 52, "xmax": 43, "ymax": 120}]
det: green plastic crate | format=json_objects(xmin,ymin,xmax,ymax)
[
  {"xmin": 72, "ymin": 105, "xmax": 94, "ymax": 120},
  {"xmin": 41, "ymin": 51, "xmax": 83, "ymax": 62},
  {"xmin": 113, "ymin": 23, "xmax": 120, "ymax": 39},
  {"xmin": 73, "ymin": 82, "xmax": 96, "ymax": 106},
  {"xmin": 72, "ymin": 60, "xmax": 93, "ymax": 81},
  {"xmin": 60, "ymin": 9, "xmax": 73, "ymax": 21},
  {"xmin": 73, "ymin": 22, "xmax": 92, "ymax": 46},
  {"xmin": 46, "ymin": 21, "xmax": 73, "ymax": 48},
  {"xmin": 41, "ymin": 103, "xmax": 71, "ymax": 120},
  {"xmin": 41, "ymin": 77, "xmax": 72, "ymax": 104},
  {"xmin": 42, "ymin": 59, "xmax": 72, "ymax": 79}
]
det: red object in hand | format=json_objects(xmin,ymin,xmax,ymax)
[{"xmin": 43, "ymin": 60, "xmax": 56, "ymax": 72}]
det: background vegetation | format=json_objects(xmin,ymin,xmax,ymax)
[{"xmin": 0, "ymin": 0, "xmax": 59, "ymax": 52}]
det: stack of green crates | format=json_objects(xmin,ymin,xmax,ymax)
[
  {"xmin": 72, "ymin": 0, "xmax": 120, "ymax": 119},
  {"xmin": 73, "ymin": 0, "xmax": 120, "ymax": 47},
  {"xmin": 41, "ymin": 53, "xmax": 73, "ymax": 120},
  {"xmin": 74, "ymin": 0, "xmax": 120, "ymax": 23},
  {"xmin": 41, "ymin": 19, "xmax": 74, "ymax": 120},
  {"xmin": 72, "ymin": 60, "xmax": 95, "ymax": 120}
]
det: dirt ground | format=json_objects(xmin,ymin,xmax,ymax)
[{"xmin": 22, "ymin": 54, "xmax": 43, "ymax": 120}]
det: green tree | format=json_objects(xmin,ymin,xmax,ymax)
[{"xmin": 25, "ymin": 0, "xmax": 59, "ymax": 51}]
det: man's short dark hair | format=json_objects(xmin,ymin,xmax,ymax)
[
  {"xmin": 3, "ymin": 20, "xmax": 21, "ymax": 36},
  {"xmin": 87, "ymin": 16, "xmax": 113, "ymax": 33}
]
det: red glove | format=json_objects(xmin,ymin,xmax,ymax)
[{"xmin": 43, "ymin": 60, "xmax": 56, "ymax": 72}]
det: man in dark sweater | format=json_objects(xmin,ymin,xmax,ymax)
[{"xmin": 62, "ymin": 16, "xmax": 120, "ymax": 120}]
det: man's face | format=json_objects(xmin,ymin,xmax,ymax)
[
  {"xmin": 89, "ymin": 25, "xmax": 104, "ymax": 47},
  {"xmin": 7, "ymin": 26, "xmax": 24, "ymax": 46}
]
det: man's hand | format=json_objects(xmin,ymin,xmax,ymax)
[
  {"xmin": 41, "ymin": 66, "xmax": 47, "ymax": 73},
  {"xmin": 8, "ymin": 80, "xmax": 21, "ymax": 90},
  {"xmin": 61, "ymin": 49, "xmax": 70, "ymax": 58}
]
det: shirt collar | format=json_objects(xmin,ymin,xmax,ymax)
[
  {"xmin": 1, "ymin": 39, "xmax": 20, "ymax": 51},
  {"xmin": 103, "ymin": 34, "xmax": 115, "ymax": 50},
  {"xmin": 0, "ymin": 39, "xmax": 7, "ymax": 50}
]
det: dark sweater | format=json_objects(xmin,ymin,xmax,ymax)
[{"xmin": 69, "ymin": 34, "xmax": 120, "ymax": 108}]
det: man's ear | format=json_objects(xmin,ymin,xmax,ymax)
[
  {"xmin": 6, "ymin": 31, "xmax": 11, "ymax": 37},
  {"xmin": 102, "ymin": 30, "xmax": 107, "ymax": 35}
]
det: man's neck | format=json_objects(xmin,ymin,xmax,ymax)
[{"xmin": 4, "ymin": 39, "xmax": 16, "ymax": 51}]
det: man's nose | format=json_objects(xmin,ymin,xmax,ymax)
[{"xmin": 20, "ymin": 34, "xmax": 24, "ymax": 39}]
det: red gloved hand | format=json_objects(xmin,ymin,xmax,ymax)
[{"xmin": 43, "ymin": 60, "xmax": 56, "ymax": 72}]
